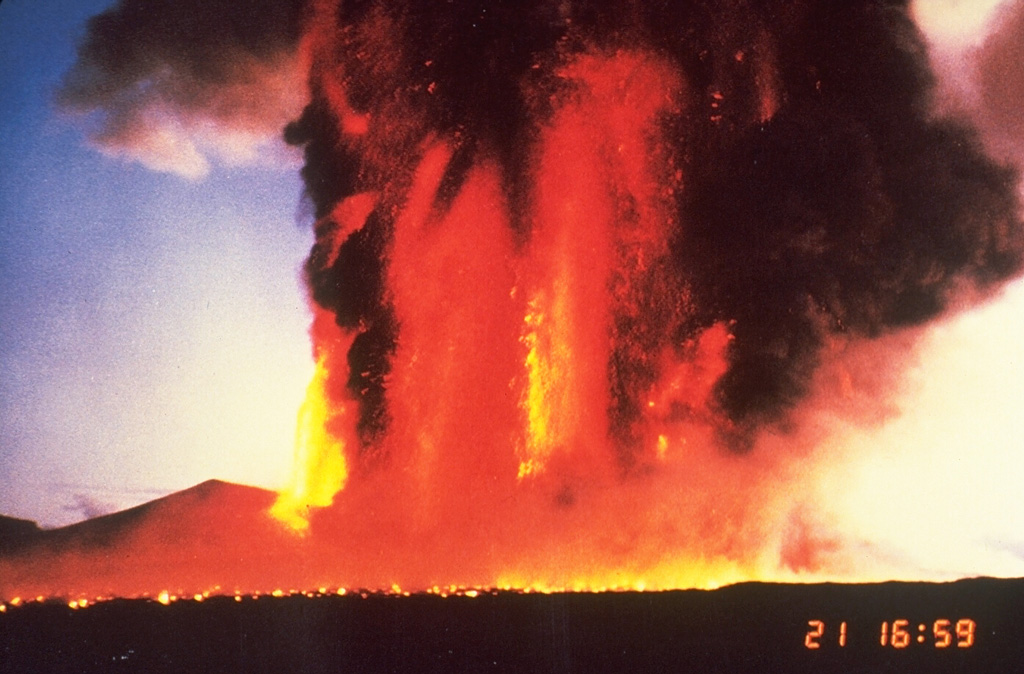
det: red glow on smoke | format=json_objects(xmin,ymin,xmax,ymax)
[{"xmin": 257, "ymin": 33, "xmax": 833, "ymax": 593}]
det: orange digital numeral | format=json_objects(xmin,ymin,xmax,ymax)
[
  {"xmin": 934, "ymin": 619, "xmax": 952, "ymax": 648},
  {"xmin": 956, "ymin": 619, "xmax": 976, "ymax": 648},
  {"xmin": 838, "ymin": 621, "xmax": 847, "ymax": 647},
  {"xmin": 805, "ymin": 620, "xmax": 825, "ymax": 649},
  {"xmin": 891, "ymin": 619, "xmax": 910, "ymax": 649}
]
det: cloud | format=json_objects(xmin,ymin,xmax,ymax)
[
  {"xmin": 976, "ymin": 0, "xmax": 1024, "ymax": 162},
  {"xmin": 57, "ymin": 0, "xmax": 308, "ymax": 178},
  {"xmin": 910, "ymin": 0, "xmax": 1012, "ymax": 47},
  {"xmin": 64, "ymin": 493, "xmax": 115, "ymax": 522},
  {"xmin": 912, "ymin": 0, "xmax": 1024, "ymax": 169}
]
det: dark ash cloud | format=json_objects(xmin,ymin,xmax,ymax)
[
  {"xmin": 289, "ymin": 0, "xmax": 1024, "ymax": 452},
  {"xmin": 58, "ymin": 0, "xmax": 308, "ymax": 177}
]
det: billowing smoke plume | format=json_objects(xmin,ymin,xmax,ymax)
[
  {"xmin": 57, "ymin": 0, "xmax": 307, "ymax": 177},
  {"xmin": 289, "ymin": 0, "xmax": 1023, "ymax": 453},
  {"xmin": 60, "ymin": 0, "xmax": 1024, "ymax": 452}
]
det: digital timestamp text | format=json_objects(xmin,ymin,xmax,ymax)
[{"xmin": 804, "ymin": 619, "xmax": 976, "ymax": 649}]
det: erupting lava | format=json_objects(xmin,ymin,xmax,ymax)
[
  {"xmin": 266, "ymin": 9, "xmax": 786, "ymax": 591},
  {"xmin": 263, "ymin": 0, "xmax": 1024, "ymax": 592},
  {"xmin": 272, "ymin": 308, "xmax": 356, "ymax": 532},
  {"xmin": 3, "ymin": 0, "xmax": 1023, "ymax": 602}
]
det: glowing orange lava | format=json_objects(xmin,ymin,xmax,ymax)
[
  {"xmin": 270, "ymin": 352, "xmax": 349, "ymax": 533},
  {"xmin": 249, "ymin": 25, "xmax": 826, "ymax": 594}
]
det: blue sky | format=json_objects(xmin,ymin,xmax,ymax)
[{"xmin": 1, "ymin": 0, "xmax": 313, "ymax": 526}]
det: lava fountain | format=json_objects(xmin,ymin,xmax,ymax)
[{"xmin": 268, "ymin": 0, "xmax": 1024, "ymax": 592}]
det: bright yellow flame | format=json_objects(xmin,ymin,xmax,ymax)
[
  {"xmin": 270, "ymin": 355, "xmax": 348, "ymax": 532},
  {"xmin": 518, "ymin": 284, "xmax": 575, "ymax": 478},
  {"xmin": 494, "ymin": 555, "xmax": 758, "ymax": 593},
  {"xmin": 519, "ymin": 298, "xmax": 554, "ymax": 477},
  {"xmin": 656, "ymin": 434, "xmax": 668, "ymax": 459}
]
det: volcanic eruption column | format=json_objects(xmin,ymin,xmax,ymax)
[{"xmin": 238, "ymin": 0, "xmax": 1024, "ymax": 588}]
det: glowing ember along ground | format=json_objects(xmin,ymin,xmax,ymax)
[{"xmin": 5, "ymin": 579, "xmax": 1024, "ymax": 674}]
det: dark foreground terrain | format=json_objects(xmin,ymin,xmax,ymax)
[{"xmin": 2, "ymin": 577, "xmax": 1022, "ymax": 673}]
